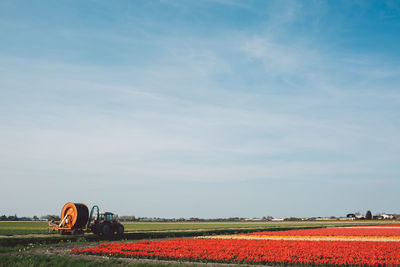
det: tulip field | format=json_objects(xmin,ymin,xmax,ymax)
[
  {"xmin": 72, "ymin": 224, "xmax": 400, "ymax": 266},
  {"xmin": 0, "ymin": 220, "xmax": 385, "ymax": 236}
]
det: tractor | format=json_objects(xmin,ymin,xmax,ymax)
[
  {"xmin": 49, "ymin": 202, "xmax": 124, "ymax": 236},
  {"xmin": 88, "ymin": 205, "xmax": 124, "ymax": 236}
]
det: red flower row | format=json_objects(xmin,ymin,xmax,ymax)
[
  {"xmin": 72, "ymin": 238, "xmax": 400, "ymax": 266},
  {"xmin": 242, "ymin": 227, "xmax": 400, "ymax": 237}
]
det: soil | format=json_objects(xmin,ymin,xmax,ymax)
[{"xmin": 0, "ymin": 233, "xmax": 59, "ymax": 238}]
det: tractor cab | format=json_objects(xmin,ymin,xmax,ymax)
[{"xmin": 100, "ymin": 212, "xmax": 115, "ymax": 222}]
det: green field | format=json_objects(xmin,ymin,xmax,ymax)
[
  {"xmin": 0, "ymin": 220, "xmax": 395, "ymax": 236},
  {"xmin": 0, "ymin": 254, "xmax": 188, "ymax": 267},
  {"xmin": 0, "ymin": 221, "xmax": 49, "ymax": 235}
]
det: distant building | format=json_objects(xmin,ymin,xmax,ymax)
[
  {"xmin": 373, "ymin": 214, "xmax": 395, "ymax": 220},
  {"xmin": 355, "ymin": 214, "xmax": 365, "ymax": 220},
  {"xmin": 339, "ymin": 217, "xmax": 355, "ymax": 220},
  {"xmin": 382, "ymin": 214, "xmax": 394, "ymax": 219}
]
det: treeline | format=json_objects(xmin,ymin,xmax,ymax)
[
  {"xmin": 118, "ymin": 216, "xmax": 274, "ymax": 222},
  {"xmin": 2, "ymin": 212, "xmax": 398, "ymax": 222},
  {"xmin": 119, "ymin": 216, "xmax": 251, "ymax": 222},
  {"xmin": 0, "ymin": 215, "xmax": 60, "ymax": 221}
]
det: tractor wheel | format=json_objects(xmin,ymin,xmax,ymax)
[
  {"xmin": 100, "ymin": 222, "xmax": 112, "ymax": 236},
  {"xmin": 115, "ymin": 224, "xmax": 124, "ymax": 236},
  {"xmin": 72, "ymin": 229, "xmax": 84, "ymax": 235},
  {"xmin": 89, "ymin": 224, "xmax": 98, "ymax": 234}
]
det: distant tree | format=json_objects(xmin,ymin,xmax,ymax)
[
  {"xmin": 8, "ymin": 214, "xmax": 18, "ymax": 221},
  {"xmin": 284, "ymin": 217, "xmax": 301, "ymax": 221},
  {"xmin": 0, "ymin": 215, "xmax": 7, "ymax": 221},
  {"xmin": 366, "ymin": 210, "xmax": 372, "ymax": 220},
  {"xmin": 33, "ymin": 215, "xmax": 39, "ymax": 221},
  {"xmin": 262, "ymin": 216, "xmax": 273, "ymax": 221},
  {"xmin": 40, "ymin": 215, "xmax": 60, "ymax": 221},
  {"xmin": 119, "ymin": 216, "xmax": 136, "ymax": 222}
]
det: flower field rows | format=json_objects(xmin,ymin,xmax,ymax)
[
  {"xmin": 72, "ymin": 224, "xmax": 400, "ymax": 266},
  {"xmin": 238, "ymin": 226, "xmax": 400, "ymax": 237}
]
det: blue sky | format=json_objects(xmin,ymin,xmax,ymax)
[{"xmin": 1, "ymin": 0, "xmax": 399, "ymax": 218}]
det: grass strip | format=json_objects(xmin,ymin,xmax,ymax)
[{"xmin": 0, "ymin": 254, "xmax": 190, "ymax": 267}]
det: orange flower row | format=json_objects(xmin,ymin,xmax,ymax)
[{"xmin": 72, "ymin": 238, "xmax": 400, "ymax": 266}]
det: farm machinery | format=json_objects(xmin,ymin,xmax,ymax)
[{"xmin": 49, "ymin": 202, "xmax": 124, "ymax": 236}]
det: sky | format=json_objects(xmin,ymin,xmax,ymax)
[{"xmin": 1, "ymin": 0, "xmax": 400, "ymax": 219}]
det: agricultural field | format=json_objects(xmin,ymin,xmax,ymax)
[
  {"xmin": 1, "ymin": 221, "xmax": 399, "ymax": 266},
  {"xmin": 0, "ymin": 220, "xmax": 112, "ymax": 236},
  {"xmin": 0, "ymin": 220, "xmax": 393, "ymax": 236},
  {"xmin": 121, "ymin": 220, "xmax": 392, "ymax": 231},
  {"xmin": 73, "ymin": 224, "xmax": 400, "ymax": 266},
  {"xmin": 0, "ymin": 221, "xmax": 49, "ymax": 235}
]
